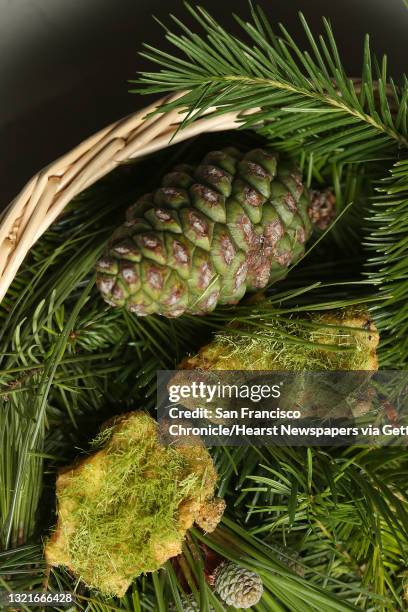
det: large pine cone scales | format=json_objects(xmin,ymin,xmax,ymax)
[{"xmin": 96, "ymin": 148, "xmax": 313, "ymax": 317}]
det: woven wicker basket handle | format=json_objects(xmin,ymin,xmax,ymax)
[{"xmin": 0, "ymin": 94, "xmax": 241, "ymax": 303}]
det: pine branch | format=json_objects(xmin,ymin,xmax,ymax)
[
  {"xmin": 132, "ymin": 4, "xmax": 408, "ymax": 163},
  {"xmin": 365, "ymin": 158, "xmax": 408, "ymax": 366},
  {"xmin": 213, "ymin": 445, "xmax": 408, "ymax": 608},
  {"xmin": 0, "ymin": 545, "xmax": 44, "ymax": 592},
  {"xmin": 194, "ymin": 523, "xmax": 361, "ymax": 610}
]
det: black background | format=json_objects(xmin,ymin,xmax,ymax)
[{"xmin": 1, "ymin": 0, "xmax": 407, "ymax": 206}]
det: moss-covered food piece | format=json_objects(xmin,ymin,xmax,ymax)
[{"xmin": 45, "ymin": 412, "xmax": 223, "ymax": 597}]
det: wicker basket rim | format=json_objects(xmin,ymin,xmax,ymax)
[{"xmin": 0, "ymin": 94, "xmax": 242, "ymax": 303}]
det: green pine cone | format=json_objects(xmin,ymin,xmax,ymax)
[
  {"xmin": 96, "ymin": 148, "xmax": 313, "ymax": 317},
  {"xmin": 214, "ymin": 561, "xmax": 263, "ymax": 608}
]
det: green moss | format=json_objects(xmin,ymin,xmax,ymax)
[
  {"xmin": 46, "ymin": 412, "xmax": 217, "ymax": 597},
  {"xmin": 195, "ymin": 306, "xmax": 378, "ymax": 372}
]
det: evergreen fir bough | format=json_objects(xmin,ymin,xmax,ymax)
[
  {"xmin": 365, "ymin": 159, "xmax": 408, "ymax": 366},
  {"xmin": 134, "ymin": 4, "xmax": 408, "ymax": 162}
]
